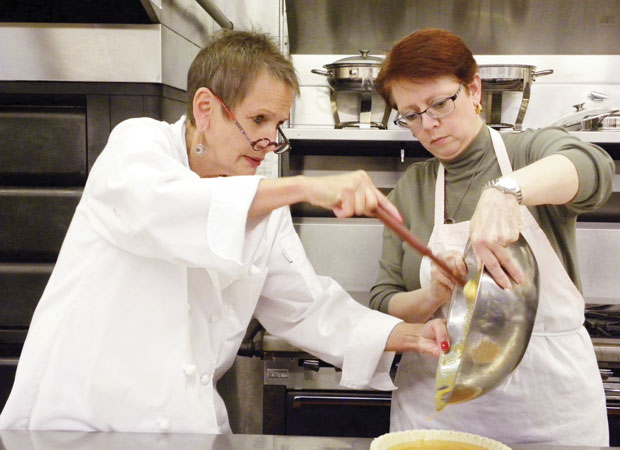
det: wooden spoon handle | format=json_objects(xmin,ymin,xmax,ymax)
[{"xmin": 374, "ymin": 206, "xmax": 466, "ymax": 287}]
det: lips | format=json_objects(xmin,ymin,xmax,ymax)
[
  {"xmin": 430, "ymin": 136, "xmax": 447, "ymax": 146},
  {"xmin": 245, "ymin": 155, "xmax": 263, "ymax": 167}
]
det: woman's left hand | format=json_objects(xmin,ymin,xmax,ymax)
[
  {"xmin": 385, "ymin": 318, "xmax": 450, "ymax": 357},
  {"xmin": 469, "ymin": 187, "xmax": 526, "ymax": 289}
]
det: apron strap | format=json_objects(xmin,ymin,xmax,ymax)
[
  {"xmin": 435, "ymin": 164, "xmax": 446, "ymax": 224},
  {"xmin": 488, "ymin": 127, "xmax": 513, "ymax": 175}
]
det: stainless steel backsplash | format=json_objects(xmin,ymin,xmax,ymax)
[{"xmin": 285, "ymin": 0, "xmax": 620, "ymax": 55}]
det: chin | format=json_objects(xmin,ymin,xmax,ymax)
[
  {"xmin": 427, "ymin": 143, "xmax": 461, "ymax": 161},
  {"xmin": 440, "ymin": 147, "xmax": 465, "ymax": 161}
]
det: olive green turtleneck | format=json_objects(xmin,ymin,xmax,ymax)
[{"xmin": 369, "ymin": 126, "xmax": 614, "ymax": 314}]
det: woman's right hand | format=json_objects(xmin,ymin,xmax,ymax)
[
  {"xmin": 303, "ymin": 170, "xmax": 402, "ymax": 223},
  {"xmin": 469, "ymin": 186, "xmax": 525, "ymax": 289}
]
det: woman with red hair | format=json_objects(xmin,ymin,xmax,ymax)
[{"xmin": 370, "ymin": 28, "xmax": 613, "ymax": 445}]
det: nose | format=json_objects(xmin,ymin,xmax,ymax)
[
  {"xmin": 268, "ymin": 126, "xmax": 279, "ymax": 143},
  {"xmin": 419, "ymin": 112, "xmax": 440, "ymax": 131}
]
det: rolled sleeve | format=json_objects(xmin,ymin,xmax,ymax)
[{"xmin": 340, "ymin": 310, "xmax": 402, "ymax": 390}]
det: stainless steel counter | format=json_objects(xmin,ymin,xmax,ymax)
[{"xmin": 0, "ymin": 431, "xmax": 616, "ymax": 450}]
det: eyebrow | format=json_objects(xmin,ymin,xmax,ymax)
[{"xmin": 404, "ymin": 90, "xmax": 456, "ymax": 113}]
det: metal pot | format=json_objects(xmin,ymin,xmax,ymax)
[
  {"xmin": 311, "ymin": 51, "xmax": 391, "ymax": 129},
  {"xmin": 479, "ymin": 64, "xmax": 553, "ymax": 130},
  {"xmin": 552, "ymin": 103, "xmax": 620, "ymax": 131},
  {"xmin": 601, "ymin": 113, "xmax": 620, "ymax": 130},
  {"xmin": 311, "ymin": 50, "xmax": 384, "ymax": 92},
  {"xmin": 479, "ymin": 64, "xmax": 553, "ymax": 89}
]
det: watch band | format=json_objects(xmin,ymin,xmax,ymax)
[{"xmin": 483, "ymin": 177, "xmax": 523, "ymax": 204}]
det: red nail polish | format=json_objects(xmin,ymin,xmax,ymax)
[{"xmin": 440, "ymin": 341, "xmax": 450, "ymax": 351}]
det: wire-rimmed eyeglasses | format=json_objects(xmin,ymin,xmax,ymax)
[
  {"xmin": 393, "ymin": 85, "xmax": 464, "ymax": 129},
  {"xmin": 212, "ymin": 93, "xmax": 291, "ymax": 154}
]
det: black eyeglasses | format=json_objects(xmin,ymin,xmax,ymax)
[
  {"xmin": 394, "ymin": 85, "xmax": 464, "ymax": 129},
  {"xmin": 212, "ymin": 93, "xmax": 291, "ymax": 154}
]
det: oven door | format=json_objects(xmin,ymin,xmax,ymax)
[
  {"xmin": 0, "ymin": 358, "xmax": 19, "ymax": 410},
  {"xmin": 601, "ymin": 366, "xmax": 620, "ymax": 445},
  {"xmin": 286, "ymin": 390, "xmax": 390, "ymax": 437},
  {"xmin": 263, "ymin": 384, "xmax": 390, "ymax": 438}
]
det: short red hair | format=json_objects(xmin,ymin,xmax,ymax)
[{"xmin": 376, "ymin": 28, "xmax": 478, "ymax": 108}]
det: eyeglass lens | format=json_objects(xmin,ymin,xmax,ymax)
[
  {"xmin": 395, "ymin": 86, "xmax": 462, "ymax": 128},
  {"xmin": 251, "ymin": 127, "xmax": 290, "ymax": 154}
]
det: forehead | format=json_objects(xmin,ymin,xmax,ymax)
[
  {"xmin": 391, "ymin": 76, "xmax": 459, "ymax": 110},
  {"xmin": 237, "ymin": 71, "xmax": 294, "ymax": 117}
]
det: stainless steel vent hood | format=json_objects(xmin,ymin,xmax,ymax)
[{"xmin": 285, "ymin": 0, "xmax": 620, "ymax": 55}]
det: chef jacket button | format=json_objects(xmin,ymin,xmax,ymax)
[
  {"xmin": 200, "ymin": 373, "xmax": 211, "ymax": 385},
  {"xmin": 183, "ymin": 363, "xmax": 197, "ymax": 376},
  {"xmin": 156, "ymin": 417, "xmax": 170, "ymax": 431},
  {"xmin": 210, "ymin": 314, "xmax": 220, "ymax": 323}
]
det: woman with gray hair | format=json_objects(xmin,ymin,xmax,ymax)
[{"xmin": 0, "ymin": 30, "xmax": 449, "ymax": 434}]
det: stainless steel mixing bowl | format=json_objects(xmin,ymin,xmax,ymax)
[{"xmin": 435, "ymin": 234, "xmax": 539, "ymax": 411}]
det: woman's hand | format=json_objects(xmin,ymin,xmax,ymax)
[
  {"xmin": 386, "ymin": 251, "xmax": 465, "ymax": 324},
  {"xmin": 303, "ymin": 170, "xmax": 402, "ymax": 223},
  {"xmin": 469, "ymin": 187, "xmax": 525, "ymax": 289},
  {"xmin": 250, "ymin": 171, "xmax": 401, "ymax": 222},
  {"xmin": 430, "ymin": 250, "xmax": 467, "ymax": 306},
  {"xmin": 385, "ymin": 318, "xmax": 450, "ymax": 357}
]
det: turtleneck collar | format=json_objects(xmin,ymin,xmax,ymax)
[{"xmin": 440, "ymin": 125, "xmax": 492, "ymax": 181}]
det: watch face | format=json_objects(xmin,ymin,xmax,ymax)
[
  {"xmin": 497, "ymin": 177, "xmax": 522, "ymax": 203},
  {"xmin": 500, "ymin": 177, "xmax": 519, "ymax": 191}
]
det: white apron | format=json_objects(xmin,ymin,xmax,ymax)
[{"xmin": 390, "ymin": 127, "xmax": 608, "ymax": 445}]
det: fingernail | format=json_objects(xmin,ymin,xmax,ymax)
[{"xmin": 441, "ymin": 341, "xmax": 450, "ymax": 351}]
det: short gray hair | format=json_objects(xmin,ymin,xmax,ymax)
[{"xmin": 186, "ymin": 30, "xmax": 300, "ymax": 124}]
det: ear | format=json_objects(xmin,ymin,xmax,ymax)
[
  {"xmin": 192, "ymin": 87, "xmax": 217, "ymax": 132},
  {"xmin": 469, "ymin": 73, "xmax": 482, "ymax": 105}
]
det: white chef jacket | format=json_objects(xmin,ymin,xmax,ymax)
[{"xmin": 0, "ymin": 116, "xmax": 401, "ymax": 434}]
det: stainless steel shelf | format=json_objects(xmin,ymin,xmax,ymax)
[
  {"xmin": 284, "ymin": 127, "xmax": 620, "ymax": 143},
  {"xmin": 570, "ymin": 131, "xmax": 620, "ymax": 143},
  {"xmin": 284, "ymin": 127, "xmax": 416, "ymax": 141}
]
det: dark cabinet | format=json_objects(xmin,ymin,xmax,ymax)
[
  {"xmin": 0, "ymin": 109, "xmax": 87, "ymax": 185},
  {"xmin": 0, "ymin": 189, "xmax": 82, "ymax": 261}
]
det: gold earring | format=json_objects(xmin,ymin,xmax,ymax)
[{"xmin": 475, "ymin": 103, "xmax": 483, "ymax": 115}]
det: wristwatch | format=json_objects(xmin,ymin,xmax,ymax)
[{"xmin": 483, "ymin": 176, "xmax": 523, "ymax": 204}]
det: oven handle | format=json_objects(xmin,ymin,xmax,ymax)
[
  {"xmin": 0, "ymin": 358, "xmax": 18, "ymax": 367},
  {"xmin": 292, "ymin": 395, "xmax": 391, "ymax": 409}
]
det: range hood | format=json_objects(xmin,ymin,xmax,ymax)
[{"xmin": 0, "ymin": 0, "xmax": 229, "ymax": 91}]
